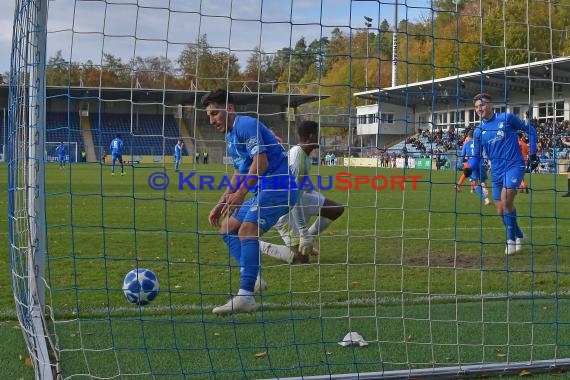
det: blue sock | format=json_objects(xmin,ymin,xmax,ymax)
[
  {"xmin": 111, "ymin": 162, "xmax": 115, "ymax": 173},
  {"xmin": 239, "ymin": 239, "xmax": 260, "ymax": 292},
  {"xmin": 222, "ymin": 232, "xmax": 241, "ymax": 264},
  {"xmin": 474, "ymin": 185, "xmax": 485, "ymax": 200},
  {"xmin": 512, "ymin": 208, "xmax": 524, "ymax": 238},
  {"xmin": 503, "ymin": 211, "xmax": 517, "ymax": 241}
]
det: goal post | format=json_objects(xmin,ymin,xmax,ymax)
[
  {"xmin": 7, "ymin": 0, "xmax": 570, "ymax": 379},
  {"xmin": 9, "ymin": 0, "xmax": 57, "ymax": 378}
]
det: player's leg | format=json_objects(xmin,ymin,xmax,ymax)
[
  {"xmin": 519, "ymin": 179, "xmax": 527, "ymax": 193},
  {"xmin": 306, "ymin": 194, "xmax": 344, "ymax": 236},
  {"xmin": 111, "ymin": 154, "xmax": 116, "ymax": 174},
  {"xmin": 119, "ymin": 155, "xmax": 125, "ymax": 175},
  {"xmin": 502, "ymin": 167, "xmax": 525, "ymax": 254},
  {"xmin": 472, "ymin": 170, "xmax": 490, "ymax": 205},
  {"xmin": 259, "ymin": 210, "xmax": 301, "ymax": 262},
  {"xmin": 455, "ymin": 174, "xmax": 464, "ymax": 192},
  {"xmin": 213, "ymin": 189, "xmax": 295, "ymax": 315}
]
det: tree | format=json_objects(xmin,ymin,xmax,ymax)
[{"xmin": 177, "ymin": 34, "xmax": 241, "ymax": 91}]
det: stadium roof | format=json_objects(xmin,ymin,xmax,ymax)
[
  {"xmin": 354, "ymin": 56, "xmax": 570, "ymax": 107},
  {"xmin": 0, "ymin": 85, "xmax": 326, "ymax": 109}
]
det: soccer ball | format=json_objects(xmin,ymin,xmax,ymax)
[{"xmin": 122, "ymin": 268, "xmax": 160, "ymax": 305}]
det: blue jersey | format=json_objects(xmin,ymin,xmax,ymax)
[
  {"xmin": 110, "ymin": 138, "xmax": 123, "ymax": 154},
  {"xmin": 56, "ymin": 144, "xmax": 66, "ymax": 157},
  {"xmin": 469, "ymin": 113, "xmax": 536, "ymax": 177},
  {"xmin": 174, "ymin": 143, "xmax": 183, "ymax": 158},
  {"xmin": 226, "ymin": 115, "xmax": 289, "ymax": 191}
]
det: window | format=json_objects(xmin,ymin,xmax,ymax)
[
  {"xmin": 538, "ymin": 101, "xmax": 564, "ymax": 123},
  {"xmin": 380, "ymin": 113, "xmax": 394, "ymax": 123}
]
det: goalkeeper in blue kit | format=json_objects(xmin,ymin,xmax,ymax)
[{"xmin": 468, "ymin": 93, "xmax": 538, "ymax": 255}]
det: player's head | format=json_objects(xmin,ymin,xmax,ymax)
[
  {"xmin": 518, "ymin": 133, "xmax": 526, "ymax": 141},
  {"xmin": 466, "ymin": 129, "xmax": 473, "ymax": 138},
  {"xmin": 116, "ymin": 134, "xmax": 121, "ymax": 139},
  {"xmin": 297, "ymin": 120, "xmax": 319, "ymax": 150},
  {"xmin": 473, "ymin": 93, "xmax": 494, "ymax": 121},
  {"xmin": 201, "ymin": 88, "xmax": 236, "ymax": 133}
]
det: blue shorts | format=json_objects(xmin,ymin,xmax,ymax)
[
  {"xmin": 58, "ymin": 155, "xmax": 66, "ymax": 162},
  {"xmin": 112, "ymin": 153, "xmax": 123, "ymax": 161},
  {"xmin": 233, "ymin": 189, "xmax": 298, "ymax": 232},
  {"xmin": 491, "ymin": 166, "xmax": 525, "ymax": 201},
  {"xmin": 470, "ymin": 167, "xmax": 488, "ymax": 183}
]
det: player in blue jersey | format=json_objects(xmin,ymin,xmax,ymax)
[
  {"xmin": 461, "ymin": 129, "xmax": 490, "ymax": 206},
  {"xmin": 174, "ymin": 139, "xmax": 184, "ymax": 171},
  {"xmin": 55, "ymin": 142, "xmax": 66, "ymax": 168},
  {"xmin": 202, "ymin": 88, "xmax": 298, "ymax": 316},
  {"xmin": 109, "ymin": 134, "xmax": 125, "ymax": 176},
  {"xmin": 468, "ymin": 93, "xmax": 539, "ymax": 255}
]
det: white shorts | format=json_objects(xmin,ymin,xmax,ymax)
[
  {"xmin": 274, "ymin": 191, "xmax": 325, "ymax": 246},
  {"xmin": 298, "ymin": 191, "xmax": 326, "ymax": 218}
]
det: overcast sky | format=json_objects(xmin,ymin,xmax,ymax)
[{"xmin": 1, "ymin": 0, "xmax": 428, "ymax": 75}]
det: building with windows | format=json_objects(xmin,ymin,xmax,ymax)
[{"xmin": 354, "ymin": 56, "xmax": 570, "ymax": 148}]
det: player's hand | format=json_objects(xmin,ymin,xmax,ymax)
[
  {"xmin": 463, "ymin": 167, "xmax": 473, "ymax": 177},
  {"xmin": 208, "ymin": 203, "xmax": 224, "ymax": 227},
  {"xmin": 530, "ymin": 154, "xmax": 540, "ymax": 171},
  {"xmin": 299, "ymin": 233, "xmax": 313, "ymax": 257},
  {"xmin": 220, "ymin": 191, "xmax": 245, "ymax": 217}
]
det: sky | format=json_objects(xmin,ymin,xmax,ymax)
[{"xmin": 1, "ymin": 0, "xmax": 429, "ymax": 75}]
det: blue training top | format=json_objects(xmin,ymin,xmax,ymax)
[
  {"xmin": 469, "ymin": 113, "xmax": 537, "ymax": 177},
  {"xmin": 226, "ymin": 115, "xmax": 289, "ymax": 191}
]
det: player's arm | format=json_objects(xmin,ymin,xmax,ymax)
[
  {"xmin": 209, "ymin": 169, "xmax": 240, "ymax": 227},
  {"xmin": 511, "ymin": 113, "xmax": 538, "ymax": 168}
]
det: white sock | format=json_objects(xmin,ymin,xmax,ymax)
[
  {"xmin": 308, "ymin": 217, "xmax": 332, "ymax": 235},
  {"xmin": 259, "ymin": 241, "xmax": 294, "ymax": 263},
  {"xmin": 237, "ymin": 289, "xmax": 253, "ymax": 297}
]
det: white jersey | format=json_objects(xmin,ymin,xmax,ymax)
[{"xmin": 288, "ymin": 145, "xmax": 310, "ymax": 190}]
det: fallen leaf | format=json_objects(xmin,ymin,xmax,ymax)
[
  {"xmin": 518, "ymin": 369, "xmax": 532, "ymax": 376},
  {"xmin": 25, "ymin": 357, "xmax": 33, "ymax": 368},
  {"xmin": 351, "ymin": 281, "xmax": 359, "ymax": 285},
  {"xmin": 497, "ymin": 352, "xmax": 507, "ymax": 357},
  {"xmin": 255, "ymin": 352, "xmax": 267, "ymax": 358},
  {"xmin": 213, "ymin": 332, "xmax": 220, "ymax": 336},
  {"xmin": 325, "ymin": 352, "xmax": 332, "ymax": 356}
]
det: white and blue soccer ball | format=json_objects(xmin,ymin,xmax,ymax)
[{"xmin": 122, "ymin": 268, "xmax": 160, "ymax": 305}]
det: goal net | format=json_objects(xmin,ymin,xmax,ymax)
[{"xmin": 7, "ymin": 0, "xmax": 570, "ymax": 379}]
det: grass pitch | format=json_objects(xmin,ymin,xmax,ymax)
[{"xmin": 1, "ymin": 162, "xmax": 570, "ymax": 379}]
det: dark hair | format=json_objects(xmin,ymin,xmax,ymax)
[
  {"xmin": 116, "ymin": 134, "xmax": 121, "ymax": 138},
  {"xmin": 473, "ymin": 93, "xmax": 492, "ymax": 103},
  {"xmin": 201, "ymin": 88, "xmax": 235, "ymax": 107},
  {"xmin": 297, "ymin": 120, "xmax": 318, "ymax": 140},
  {"xmin": 466, "ymin": 129, "xmax": 473, "ymax": 137}
]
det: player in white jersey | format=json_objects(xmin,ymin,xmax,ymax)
[{"xmin": 259, "ymin": 120, "xmax": 344, "ymax": 265}]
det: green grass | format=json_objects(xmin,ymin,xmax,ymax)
[{"xmin": 1, "ymin": 162, "xmax": 570, "ymax": 379}]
